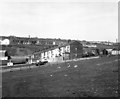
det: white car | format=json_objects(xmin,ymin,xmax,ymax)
[{"xmin": 36, "ymin": 58, "xmax": 48, "ymax": 66}]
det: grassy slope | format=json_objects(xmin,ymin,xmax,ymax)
[
  {"xmin": 2, "ymin": 44, "xmax": 56, "ymax": 56},
  {"xmin": 2, "ymin": 56, "xmax": 118, "ymax": 97}
]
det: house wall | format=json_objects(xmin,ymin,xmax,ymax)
[
  {"xmin": 52, "ymin": 49, "xmax": 56, "ymax": 58},
  {"xmin": 52, "ymin": 48, "xmax": 59, "ymax": 57},
  {"xmin": 0, "ymin": 39, "xmax": 10, "ymax": 45},
  {"xmin": 60, "ymin": 47, "xmax": 63, "ymax": 54},
  {"xmin": 44, "ymin": 52, "xmax": 47, "ymax": 58},
  {"xmin": 65, "ymin": 45, "xmax": 70, "ymax": 52},
  {"xmin": 106, "ymin": 49, "xmax": 113, "ymax": 54},
  {"xmin": 111, "ymin": 50, "xmax": 120, "ymax": 55},
  {"xmin": 0, "ymin": 50, "xmax": 8, "ymax": 61},
  {"xmin": 34, "ymin": 53, "xmax": 41, "ymax": 59},
  {"xmin": 69, "ymin": 41, "xmax": 83, "ymax": 59},
  {"xmin": 48, "ymin": 51, "xmax": 52, "ymax": 58},
  {"xmin": 63, "ymin": 53, "xmax": 69, "ymax": 60},
  {"xmin": 41, "ymin": 53, "xmax": 44, "ymax": 59},
  {"xmin": 34, "ymin": 41, "xmax": 83, "ymax": 63}
]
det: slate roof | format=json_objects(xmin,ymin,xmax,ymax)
[{"xmin": 33, "ymin": 40, "xmax": 82, "ymax": 55}]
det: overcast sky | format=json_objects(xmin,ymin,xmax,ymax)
[{"xmin": 0, "ymin": 0, "xmax": 118, "ymax": 42}]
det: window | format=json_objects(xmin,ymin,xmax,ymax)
[{"xmin": 66, "ymin": 46, "xmax": 70, "ymax": 52}]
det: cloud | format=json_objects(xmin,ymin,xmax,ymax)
[{"xmin": 0, "ymin": 1, "xmax": 118, "ymax": 42}]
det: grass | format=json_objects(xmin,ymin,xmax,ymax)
[
  {"xmin": 2, "ymin": 56, "xmax": 119, "ymax": 97},
  {"xmin": 2, "ymin": 44, "xmax": 57, "ymax": 56}
]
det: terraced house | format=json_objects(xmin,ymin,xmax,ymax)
[{"xmin": 32, "ymin": 41, "xmax": 83, "ymax": 63}]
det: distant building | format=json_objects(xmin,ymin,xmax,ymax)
[
  {"xmin": 0, "ymin": 50, "xmax": 8, "ymax": 60},
  {"xmin": 0, "ymin": 39, "xmax": 10, "ymax": 45},
  {"xmin": 106, "ymin": 49, "xmax": 113, "ymax": 54},
  {"xmin": 4, "ymin": 36, "xmax": 67, "ymax": 46},
  {"xmin": 53, "ymin": 41, "xmax": 56, "ymax": 45},
  {"xmin": 0, "ymin": 50, "xmax": 8, "ymax": 66},
  {"xmin": 83, "ymin": 44, "xmax": 97, "ymax": 48},
  {"xmin": 111, "ymin": 49, "xmax": 120, "ymax": 55}
]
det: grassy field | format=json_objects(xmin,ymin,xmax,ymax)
[{"xmin": 2, "ymin": 56, "xmax": 119, "ymax": 97}]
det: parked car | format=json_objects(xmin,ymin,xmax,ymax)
[
  {"xmin": 41, "ymin": 58, "xmax": 48, "ymax": 63},
  {"xmin": 82, "ymin": 52, "xmax": 95, "ymax": 57},
  {"xmin": 36, "ymin": 59, "xmax": 48, "ymax": 66}
]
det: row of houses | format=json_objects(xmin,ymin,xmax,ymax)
[
  {"xmin": 88, "ymin": 41, "xmax": 114, "ymax": 45},
  {"xmin": 1, "ymin": 41, "xmax": 120, "ymax": 66},
  {"xmin": 0, "ymin": 36, "xmax": 68, "ymax": 46},
  {"xmin": 29, "ymin": 41, "xmax": 83, "ymax": 63},
  {"xmin": 29, "ymin": 40, "xmax": 120, "ymax": 64}
]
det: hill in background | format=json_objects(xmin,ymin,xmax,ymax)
[{"xmin": 1, "ymin": 36, "xmax": 119, "ymax": 57}]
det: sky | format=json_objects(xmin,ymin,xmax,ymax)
[{"xmin": 0, "ymin": 0, "xmax": 118, "ymax": 42}]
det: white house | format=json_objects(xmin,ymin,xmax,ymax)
[
  {"xmin": 0, "ymin": 50, "xmax": 14, "ymax": 66},
  {"xmin": 65, "ymin": 45, "xmax": 70, "ymax": 52},
  {"xmin": 106, "ymin": 49, "xmax": 113, "ymax": 54},
  {"xmin": 45, "ymin": 51, "xmax": 48, "ymax": 58},
  {"xmin": 52, "ymin": 48, "xmax": 58, "ymax": 57},
  {"xmin": 61, "ymin": 47, "xmax": 66, "ymax": 54},
  {"xmin": 33, "ymin": 41, "xmax": 83, "ymax": 63},
  {"xmin": 48, "ymin": 50, "xmax": 52, "ymax": 58},
  {"xmin": 41, "ymin": 52, "xmax": 44, "ymax": 59},
  {"xmin": 0, "ymin": 39, "xmax": 10, "ymax": 45},
  {"xmin": 111, "ymin": 50, "xmax": 120, "ymax": 55},
  {"xmin": 0, "ymin": 50, "xmax": 8, "ymax": 60},
  {"xmin": 40, "ymin": 45, "xmax": 71, "ymax": 62}
]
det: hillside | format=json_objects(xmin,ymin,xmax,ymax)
[
  {"xmin": 1, "ymin": 36, "xmax": 119, "ymax": 57},
  {"xmin": 1, "ymin": 44, "xmax": 57, "ymax": 56}
]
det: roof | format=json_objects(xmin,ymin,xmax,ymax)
[{"xmin": 33, "ymin": 41, "xmax": 82, "ymax": 55}]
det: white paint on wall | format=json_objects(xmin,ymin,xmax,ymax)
[
  {"xmin": 41, "ymin": 53, "xmax": 44, "ymax": 59},
  {"xmin": 40, "ymin": 44, "xmax": 71, "ymax": 63},
  {"xmin": 45, "ymin": 52, "xmax": 47, "ymax": 58},
  {"xmin": 66, "ymin": 45, "xmax": 70, "ymax": 52},
  {"xmin": 111, "ymin": 50, "xmax": 120, "ymax": 55}
]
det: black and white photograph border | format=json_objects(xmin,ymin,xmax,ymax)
[{"xmin": 0, "ymin": 0, "xmax": 119, "ymax": 98}]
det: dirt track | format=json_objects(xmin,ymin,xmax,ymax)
[{"xmin": 2, "ymin": 56, "xmax": 119, "ymax": 97}]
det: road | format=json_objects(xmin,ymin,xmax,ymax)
[{"xmin": 1, "ymin": 56, "xmax": 99, "ymax": 73}]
